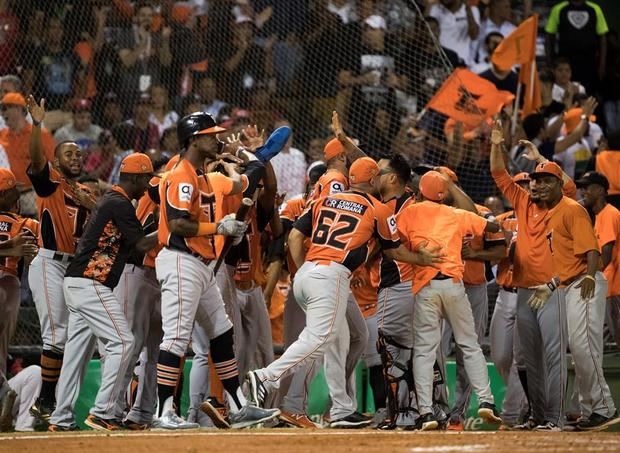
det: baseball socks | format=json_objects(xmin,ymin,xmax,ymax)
[
  {"xmin": 210, "ymin": 328, "xmax": 246, "ymax": 413},
  {"xmin": 156, "ymin": 350, "xmax": 183, "ymax": 417},
  {"xmin": 39, "ymin": 349, "xmax": 63, "ymax": 406}
]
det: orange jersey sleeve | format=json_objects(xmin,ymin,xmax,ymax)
[
  {"xmin": 297, "ymin": 191, "xmax": 399, "ymax": 272},
  {"xmin": 310, "ymin": 171, "xmax": 349, "ymax": 202},
  {"xmin": 0, "ymin": 213, "xmax": 39, "ymax": 276},
  {"xmin": 594, "ymin": 204, "xmax": 620, "ymax": 296},
  {"xmin": 136, "ymin": 193, "xmax": 161, "ymax": 268},
  {"xmin": 378, "ymin": 194, "xmax": 415, "ymax": 288}
]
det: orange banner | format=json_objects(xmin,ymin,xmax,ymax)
[
  {"xmin": 427, "ymin": 69, "xmax": 515, "ymax": 127},
  {"xmin": 491, "ymin": 15, "xmax": 538, "ymax": 71},
  {"xmin": 520, "ymin": 59, "xmax": 542, "ymax": 116}
]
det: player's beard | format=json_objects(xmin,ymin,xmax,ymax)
[{"xmin": 59, "ymin": 161, "xmax": 82, "ymax": 178}]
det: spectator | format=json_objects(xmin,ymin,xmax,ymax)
[
  {"xmin": 428, "ymin": 0, "xmax": 480, "ymax": 67},
  {"xmin": 327, "ymin": 0, "xmax": 357, "ymax": 25},
  {"xmin": 479, "ymin": 62, "xmax": 519, "ymax": 95},
  {"xmin": 22, "ymin": 16, "xmax": 85, "ymax": 111},
  {"xmin": 551, "ymin": 57, "xmax": 586, "ymax": 109},
  {"xmin": 0, "ymin": 2, "xmax": 19, "ymax": 75},
  {"xmin": 554, "ymin": 107, "xmax": 594, "ymax": 179},
  {"xmin": 338, "ymin": 15, "xmax": 403, "ymax": 145},
  {"xmin": 148, "ymin": 84, "xmax": 179, "ymax": 137},
  {"xmin": 269, "ymin": 119, "xmax": 307, "ymax": 200},
  {"xmin": 83, "ymin": 129, "xmax": 120, "ymax": 183},
  {"xmin": 475, "ymin": 0, "xmax": 515, "ymax": 64},
  {"xmin": 196, "ymin": 77, "xmax": 227, "ymax": 120},
  {"xmin": 181, "ymin": 94, "xmax": 204, "ymax": 116},
  {"xmin": 125, "ymin": 94, "xmax": 159, "ymax": 153},
  {"xmin": 0, "ymin": 75, "xmax": 28, "ymax": 130},
  {"xmin": 470, "ymin": 32, "xmax": 504, "ymax": 75},
  {"xmin": 116, "ymin": 0, "xmax": 172, "ymax": 110},
  {"xmin": 53, "ymin": 99, "xmax": 103, "ymax": 151},
  {"xmin": 545, "ymin": 0, "xmax": 608, "ymax": 95},
  {"xmin": 106, "ymin": 123, "xmax": 139, "ymax": 185},
  {"xmin": 159, "ymin": 125, "xmax": 179, "ymax": 157},
  {"xmin": 98, "ymin": 93, "xmax": 124, "ymax": 130},
  {"xmin": 221, "ymin": 14, "xmax": 273, "ymax": 106}
]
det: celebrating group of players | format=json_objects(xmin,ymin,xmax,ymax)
[{"xmin": 0, "ymin": 94, "xmax": 619, "ymax": 433}]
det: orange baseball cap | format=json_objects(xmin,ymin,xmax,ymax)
[
  {"xmin": 530, "ymin": 161, "xmax": 563, "ymax": 180},
  {"xmin": 0, "ymin": 168, "xmax": 17, "ymax": 191},
  {"xmin": 324, "ymin": 138, "xmax": 345, "ymax": 161},
  {"xmin": 564, "ymin": 108, "xmax": 596, "ymax": 134},
  {"xmin": 120, "ymin": 153, "xmax": 155, "ymax": 175},
  {"xmin": 1, "ymin": 92, "xmax": 25, "ymax": 107},
  {"xmin": 419, "ymin": 170, "xmax": 448, "ymax": 202},
  {"xmin": 512, "ymin": 172, "xmax": 530, "ymax": 183},
  {"xmin": 434, "ymin": 166, "xmax": 458, "ymax": 183},
  {"xmin": 349, "ymin": 157, "xmax": 380, "ymax": 184}
]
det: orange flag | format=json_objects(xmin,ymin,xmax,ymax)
[
  {"xmin": 426, "ymin": 69, "xmax": 515, "ymax": 127},
  {"xmin": 491, "ymin": 15, "xmax": 538, "ymax": 71},
  {"xmin": 520, "ymin": 59, "xmax": 542, "ymax": 116}
]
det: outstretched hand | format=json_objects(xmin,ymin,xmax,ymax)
[
  {"xmin": 490, "ymin": 118, "xmax": 504, "ymax": 146},
  {"xmin": 26, "ymin": 95, "xmax": 45, "ymax": 125},
  {"xmin": 518, "ymin": 139, "xmax": 543, "ymax": 162},
  {"xmin": 416, "ymin": 241, "xmax": 446, "ymax": 268},
  {"xmin": 331, "ymin": 110, "xmax": 345, "ymax": 138}
]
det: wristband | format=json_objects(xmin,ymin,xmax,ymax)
[
  {"xmin": 582, "ymin": 275, "xmax": 596, "ymax": 283},
  {"xmin": 197, "ymin": 222, "xmax": 217, "ymax": 236},
  {"xmin": 33, "ymin": 120, "xmax": 41, "ymax": 127},
  {"xmin": 546, "ymin": 276, "xmax": 560, "ymax": 291}
]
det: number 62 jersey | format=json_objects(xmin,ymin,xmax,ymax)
[{"xmin": 293, "ymin": 190, "xmax": 400, "ymax": 272}]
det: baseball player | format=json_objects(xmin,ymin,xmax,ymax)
[
  {"xmin": 398, "ymin": 170, "xmax": 503, "ymax": 431},
  {"xmin": 48, "ymin": 153, "xmax": 158, "ymax": 431},
  {"xmin": 154, "ymin": 112, "xmax": 279, "ymax": 429},
  {"xmin": 0, "ymin": 168, "xmax": 39, "ymax": 374},
  {"xmin": 245, "ymin": 157, "xmax": 444, "ymax": 416},
  {"xmin": 491, "ymin": 121, "xmax": 575, "ymax": 431},
  {"xmin": 578, "ymin": 172, "xmax": 620, "ymax": 350},
  {"xmin": 0, "ymin": 365, "xmax": 42, "ymax": 432},
  {"xmin": 25, "ymin": 96, "xmax": 95, "ymax": 424},
  {"xmin": 489, "ymin": 173, "xmax": 530, "ymax": 428}
]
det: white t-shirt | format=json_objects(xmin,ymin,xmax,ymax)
[
  {"xmin": 430, "ymin": 3, "xmax": 480, "ymax": 66},
  {"xmin": 551, "ymin": 82, "xmax": 586, "ymax": 104},
  {"xmin": 149, "ymin": 111, "xmax": 180, "ymax": 137},
  {"xmin": 554, "ymin": 137, "xmax": 591, "ymax": 179},
  {"xmin": 475, "ymin": 18, "xmax": 516, "ymax": 63},
  {"xmin": 270, "ymin": 147, "xmax": 307, "ymax": 201}
]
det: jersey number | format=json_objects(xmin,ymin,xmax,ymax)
[{"xmin": 312, "ymin": 211, "xmax": 359, "ymax": 250}]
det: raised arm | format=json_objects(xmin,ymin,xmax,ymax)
[
  {"xmin": 26, "ymin": 95, "xmax": 48, "ymax": 174},
  {"xmin": 332, "ymin": 110, "xmax": 367, "ymax": 163},
  {"xmin": 490, "ymin": 118, "xmax": 506, "ymax": 173}
]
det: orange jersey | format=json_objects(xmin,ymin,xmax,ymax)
[
  {"xmin": 495, "ymin": 210, "xmax": 517, "ymax": 288},
  {"xmin": 0, "ymin": 213, "xmax": 39, "ymax": 276},
  {"xmin": 280, "ymin": 194, "xmax": 309, "ymax": 276},
  {"xmin": 398, "ymin": 201, "xmax": 488, "ymax": 294},
  {"xmin": 596, "ymin": 151, "xmax": 620, "ymax": 195},
  {"xmin": 378, "ymin": 193, "xmax": 415, "ymax": 288},
  {"xmin": 159, "ymin": 158, "xmax": 234, "ymax": 260},
  {"xmin": 594, "ymin": 203, "xmax": 620, "ymax": 297},
  {"xmin": 295, "ymin": 191, "xmax": 400, "ymax": 272},
  {"xmin": 351, "ymin": 259, "xmax": 380, "ymax": 318},
  {"xmin": 462, "ymin": 204, "xmax": 505, "ymax": 286},
  {"xmin": 268, "ymin": 277, "xmax": 289, "ymax": 345},
  {"xmin": 309, "ymin": 170, "xmax": 348, "ymax": 203},
  {"xmin": 493, "ymin": 169, "xmax": 575, "ymax": 287},
  {"xmin": 135, "ymin": 192, "xmax": 160, "ymax": 268},
  {"xmin": 1, "ymin": 124, "xmax": 54, "ymax": 187},
  {"xmin": 545, "ymin": 196, "xmax": 599, "ymax": 285},
  {"xmin": 28, "ymin": 163, "xmax": 91, "ymax": 254}
]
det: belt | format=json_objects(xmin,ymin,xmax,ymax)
[
  {"xmin": 501, "ymin": 286, "xmax": 518, "ymax": 294},
  {"xmin": 38, "ymin": 248, "xmax": 74, "ymax": 265},
  {"xmin": 432, "ymin": 273, "xmax": 452, "ymax": 281},
  {"xmin": 166, "ymin": 247, "xmax": 212, "ymax": 266},
  {"xmin": 562, "ymin": 274, "xmax": 587, "ymax": 287}
]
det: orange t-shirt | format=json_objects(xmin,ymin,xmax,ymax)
[
  {"xmin": 462, "ymin": 204, "xmax": 505, "ymax": 286},
  {"xmin": 308, "ymin": 170, "xmax": 348, "ymax": 203},
  {"xmin": 0, "ymin": 124, "xmax": 55, "ymax": 187},
  {"xmin": 351, "ymin": 259, "xmax": 379, "ymax": 318},
  {"xmin": 495, "ymin": 210, "xmax": 517, "ymax": 288},
  {"xmin": 596, "ymin": 151, "xmax": 620, "ymax": 196},
  {"xmin": 545, "ymin": 196, "xmax": 600, "ymax": 285},
  {"xmin": 159, "ymin": 158, "xmax": 234, "ymax": 260},
  {"xmin": 398, "ymin": 201, "xmax": 488, "ymax": 294},
  {"xmin": 29, "ymin": 163, "xmax": 91, "ymax": 254},
  {"xmin": 295, "ymin": 191, "xmax": 400, "ymax": 272},
  {"xmin": 0, "ymin": 213, "xmax": 39, "ymax": 276},
  {"xmin": 280, "ymin": 194, "xmax": 309, "ymax": 277},
  {"xmin": 594, "ymin": 203, "xmax": 620, "ymax": 297}
]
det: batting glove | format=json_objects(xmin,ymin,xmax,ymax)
[
  {"xmin": 216, "ymin": 215, "xmax": 248, "ymax": 238},
  {"xmin": 527, "ymin": 277, "xmax": 560, "ymax": 310}
]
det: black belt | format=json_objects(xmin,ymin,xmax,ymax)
[
  {"xmin": 52, "ymin": 252, "xmax": 73, "ymax": 263},
  {"xmin": 432, "ymin": 273, "xmax": 452, "ymax": 281},
  {"xmin": 502, "ymin": 286, "xmax": 518, "ymax": 294}
]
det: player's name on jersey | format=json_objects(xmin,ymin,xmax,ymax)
[
  {"xmin": 0, "ymin": 221, "xmax": 10, "ymax": 232},
  {"xmin": 323, "ymin": 198, "xmax": 368, "ymax": 215}
]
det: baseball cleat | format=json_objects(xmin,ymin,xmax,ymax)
[
  {"xmin": 30, "ymin": 398, "xmax": 54, "ymax": 431},
  {"xmin": 245, "ymin": 371, "xmax": 266, "ymax": 408},
  {"xmin": 152, "ymin": 410, "xmax": 199, "ymax": 430},
  {"xmin": 121, "ymin": 419, "xmax": 149, "ymax": 431},
  {"xmin": 279, "ymin": 410, "xmax": 318, "ymax": 428},
  {"xmin": 577, "ymin": 411, "xmax": 620, "ymax": 431},
  {"xmin": 228, "ymin": 405, "xmax": 280, "ymax": 429},
  {"xmin": 413, "ymin": 413, "xmax": 439, "ymax": 431},
  {"xmin": 48, "ymin": 424, "xmax": 80, "ymax": 432},
  {"xmin": 330, "ymin": 412, "xmax": 373, "ymax": 429},
  {"xmin": 511, "ymin": 417, "xmax": 538, "ymax": 430},
  {"xmin": 84, "ymin": 414, "xmax": 122, "ymax": 431},
  {"xmin": 534, "ymin": 421, "xmax": 561, "ymax": 431},
  {"xmin": 478, "ymin": 402, "xmax": 502, "ymax": 424},
  {"xmin": 200, "ymin": 397, "xmax": 231, "ymax": 429},
  {"xmin": 446, "ymin": 420, "xmax": 464, "ymax": 431}
]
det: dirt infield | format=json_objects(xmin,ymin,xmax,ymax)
[{"xmin": 1, "ymin": 430, "xmax": 619, "ymax": 453}]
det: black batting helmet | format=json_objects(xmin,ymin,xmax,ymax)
[{"xmin": 177, "ymin": 112, "xmax": 226, "ymax": 149}]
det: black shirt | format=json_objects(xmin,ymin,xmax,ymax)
[
  {"xmin": 66, "ymin": 186, "xmax": 145, "ymax": 289},
  {"xmin": 479, "ymin": 69, "xmax": 519, "ymax": 95}
]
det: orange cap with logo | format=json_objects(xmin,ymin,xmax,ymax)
[
  {"xmin": 419, "ymin": 170, "xmax": 448, "ymax": 202},
  {"xmin": 120, "ymin": 153, "xmax": 155, "ymax": 175},
  {"xmin": 1, "ymin": 92, "xmax": 26, "ymax": 107},
  {"xmin": 564, "ymin": 108, "xmax": 596, "ymax": 134},
  {"xmin": 512, "ymin": 172, "xmax": 530, "ymax": 183},
  {"xmin": 324, "ymin": 138, "xmax": 345, "ymax": 161},
  {"xmin": 0, "ymin": 168, "xmax": 17, "ymax": 191},
  {"xmin": 349, "ymin": 157, "xmax": 379, "ymax": 184},
  {"xmin": 530, "ymin": 161, "xmax": 563, "ymax": 180}
]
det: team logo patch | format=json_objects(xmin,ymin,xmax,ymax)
[
  {"xmin": 567, "ymin": 11, "xmax": 589, "ymax": 29},
  {"xmin": 179, "ymin": 183, "xmax": 193, "ymax": 202},
  {"xmin": 323, "ymin": 198, "xmax": 367, "ymax": 215},
  {"xmin": 329, "ymin": 182, "xmax": 344, "ymax": 194},
  {"xmin": 387, "ymin": 215, "xmax": 397, "ymax": 235},
  {"xmin": 0, "ymin": 222, "xmax": 9, "ymax": 233}
]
